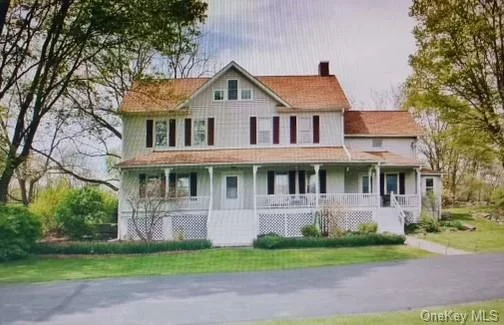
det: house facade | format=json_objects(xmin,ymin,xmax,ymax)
[{"xmin": 116, "ymin": 61, "xmax": 442, "ymax": 246}]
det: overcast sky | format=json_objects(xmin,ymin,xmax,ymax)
[{"xmin": 201, "ymin": 0, "xmax": 416, "ymax": 108}]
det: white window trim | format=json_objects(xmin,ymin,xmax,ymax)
[
  {"xmin": 425, "ymin": 177, "xmax": 434, "ymax": 193},
  {"xmin": 274, "ymin": 172, "xmax": 290, "ymax": 195},
  {"xmin": 240, "ymin": 88, "xmax": 253, "ymax": 101},
  {"xmin": 359, "ymin": 173, "xmax": 372, "ymax": 194},
  {"xmin": 258, "ymin": 117, "xmax": 273, "ymax": 145},
  {"xmin": 154, "ymin": 119, "xmax": 169, "ymax": 149},
  {"xmin": 227, "ymin": 79, "xmax": 239, "ymax": 101},
  {"xmin": 384, "ymin": 173, "xmax": 399, "ymax": 194},
  {"xmin": 298, "ymin": 116, "xmax": 313, "ymax": 144},
  {"xmin": 212, "ymin": 89, "xmax": 226, "ymax": 102},
  {"xmin": 192, "ymin": 118, "xmax": 207, "ymax": 146}
]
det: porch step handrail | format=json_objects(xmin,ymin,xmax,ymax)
[
  {"xmin": 390, "ymin": 192, "xmax": 406, "ymax": 229},
  {"xmin": 394, "ymin": 194, "xmax": 420, "ymax": 208}
]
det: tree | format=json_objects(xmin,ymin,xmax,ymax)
[
  {"xmin": 409, "ymin": 0, "xmax": 504, "ymax": 167},
  {"xmin": 0, "ymin": 0, "xmax": 207, "ymax": 202}
]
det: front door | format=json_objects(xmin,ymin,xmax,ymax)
[
  {"xmin": 221, "ymin": 173, "xmax": 242, "ymax": 209},
  {"xmin": 385, "ymin": 174, "xmax": 398, "ymax": 194}
]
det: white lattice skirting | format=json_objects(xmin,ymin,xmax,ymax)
[{"xmin": 126, "ymin": 214, "xmax": 208, "ymax": 241}]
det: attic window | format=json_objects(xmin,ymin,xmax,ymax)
[
  {"xmin": 213, "ymin": 90, "xmax": 224, "ymax": 101},
  {"xmin": 372, "ymin": 138, "xmax": 383, "ymax": 148},
  {"xmin": 241, "ymin": 89, "xmax": 252, "ymax": 100},
  {"xmin": 228, "ymin": 80, "xmax": 238, "ymax": 100}
]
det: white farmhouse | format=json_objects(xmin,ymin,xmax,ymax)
[{"xmin": 116, "ymin": 61, "xmax": 442, "ymax": 246}]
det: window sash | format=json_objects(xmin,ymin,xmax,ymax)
[
  {"xmin": 155, "ymin": 121, "xmax": 168, "ymax": 147},
  {"xmin": 241, "ymin": 89, "xmax": 252, "ymax": 100},
  {"xmin": 258, "ymin": 117, "xmax": 272, "ymax": 144},
  {"xmin": 298, "ymin": 117, "xmax": 312, "ymax": 144},
  {"xmin": 372, "ymin": 139, "xmax": 383, "ymax": 148},
  {"xmin": 213, "ymin": 90, "xmax": 225, "ymax": 101},
  {"xmin": 193, "ymin": 119, "xmax": 207, "ymax": 145},
  {"xmin": 228, "ymin": 80, "xmax": 238, "ymax": 100},
  {"xmin": 274, "ymin": 173, "xmax": 289, "ymax": 195},
  {"xmin": 176, "ymin": 174, "xmax": 190, "ymax": 197},
  {"xmin": 426, "ymin": 178, "xmax": 434, "ymax": 192}
]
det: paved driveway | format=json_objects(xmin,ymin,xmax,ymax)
[{"xmin": 1, "ymin": 254, "xmax": 504, "ymax": 325}]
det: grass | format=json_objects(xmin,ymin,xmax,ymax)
[
  {"xmin": 258, "ymin": 300, "xmax": 504, "ymax": 324},
  {"xmin": 421, "ymin": 206, "xmax": 504, "ymax": 252},
  {"xmin": 0, "ymin": 246, "xmax": 432, "ymax": 284}
]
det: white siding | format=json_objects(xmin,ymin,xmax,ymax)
[
  {"xmin": 122, "ymin": 68, "xmax": 343, "ymax": 159},
  {"xmin": 345, "ymin": 137, "xmax": 417, "ymax": 159}
]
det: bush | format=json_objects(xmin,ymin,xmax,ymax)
[
  {"xmin": 301, "ymin": 224, "xmax": 321, "ymax": 237},
  {"xmin": 0, "ymin": 205, "xmax": 41, "ymax": 261},
  {"xmin": 253, "ymin": 233, "xmax": 405, "ymax": 249},
  {"xmin": 491, "ymin": 187, "xmax": 504, "ymax": 209},
  {"xmin": 358, "ymin": 222, "xmax": 378, "ymax": 234},
  {"xmin": 439, "ymin": 220, "xmax": 466, "ymax": 230},
  {"xmin": 101, "ymin": 191, "xmax": 118, "ymax": 223},
  {"xmin": 56, "ymin": 187, "xmax": 108, "ymax": 240},
  {"xmin": 29, "ymin": 180, "xmax": 71, "ymax": 235},
  {"xmin": 33, "ymin": 239, "xmax": 212, "ymax": 255},
  {"xmin": 420, "ymin": 213, "xmax": 440, "ymax": 233}
]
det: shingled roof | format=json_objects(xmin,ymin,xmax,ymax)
[
  {"xmin": 120, "ymin": 62, "xmax": 351, "ymax": 114},
  {"xmin": 344, "ymin": 111, "xmax": 422, "ymax": 137}
]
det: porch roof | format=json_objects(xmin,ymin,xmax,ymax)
[
  {"xmin": 350, "ymin": 150, "xmax": 421, "ymax": 167},
  {"xmin": 117, "ymin": 147, "xmax": 351, "ymax": 168}
]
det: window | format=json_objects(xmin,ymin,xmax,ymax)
[
  {"xmin": 426, "ymin": 178, "xmax": 434, "ymax": 193},
  {"xmin": 155, "ymin": 121, "xmax": 168, "ymax": 147},
  {"xmin": 258, "ymin": 117, "xmax": 272, "ymax": 144},
  {"xmin": 241, "ymin": 89, "xmax": 252, "ymax": 100},
  {"xmin": 361, "ymin": 175, "xmax": 373, "ymax": 193},
  {"xmin": 145, "ymin": 175, "xmax": 162, "ymax": 197},
  {"xmin": 176, "ymin": 174, "xmax": 190, "ymax": 197},
  {"xmin": 298, "ymin": 117, "xmax": 312, "ymax": 144},
  {"xmin": 226, "ymin": 176, "xmax": 238, "ymax": 199},
  {"xmin": 193, "ymin": 119, "xmax": 207, "ymax": 145},
  {"xmin": 228, "ymin": 80, "xmax": 238, "ymax": 100},
  {"xmin": 385, "ymin": 174, "xmax": 398, "ymax": 194},
  {"xmin": 213, "ymin": 90, "xmax": 224, "ymax": 101},
  {"xmin": 372, "ymin": 138, "xmax": 383, "ymax": 148},
  {"xmin": 275, "ymin": 173, "xmax": 289, "ymax": 195},
  {"xmin": 307, "ymin": 173, "xmax": 317, "ymax": 193}
]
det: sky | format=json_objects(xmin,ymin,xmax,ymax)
[{"xmin": 201, "ymin": 0, "xmax": 417, "ymax": 108}]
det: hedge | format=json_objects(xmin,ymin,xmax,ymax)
[
  {"xmin": 253, "ymin": 233, "xmax": 405, "ymax": 249},
  {"xmin": 34, "ymin": 239, "xmax": 212, "ymax": 255},
  {"xmin": 0, "ymin": 205, "xmax": 41, "ymax": 262}
]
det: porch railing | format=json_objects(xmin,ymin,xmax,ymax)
[
  {"xmin": 256, "ymin": 194, "xmax": 317, "ymax": 209},
  {"xmin": 319, "ymin": 193, "xmax": 379, "ymax": 208},
  {"xmin": 256, "ymin": 193, "xmax": 380, "ymax": 209},
  {"xmin": 394, "ymin": 194, "xmax": 420, "ymax": 208},
  {"xmin": 166, "ymin": 196, "xmax": 210, "ymax": 211}
]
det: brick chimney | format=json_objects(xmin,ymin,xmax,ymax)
[{"xmin": 318, "ymin": 61, "xmax": 329, "ymax": 76}]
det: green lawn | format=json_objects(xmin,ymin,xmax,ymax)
[
  {"xmin": 0, "ymin": 246, "xmax": 432, "ymax": 284},
  {"xmin": 422, "ymin": 207, "xmax": 504, "ymax": 252},
  {"xmin": 258, "ymin": 300, "xmax": 504, "ymax": 325}
]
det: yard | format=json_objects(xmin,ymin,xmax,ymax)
[
  {"xmin": 0, "ymin": 246, "xmax": 432, "ymax": 284},
  {"xmin": 258, "ymin": 300, "xmax": 504, "ymax": 324},
  {"xmin": 421, "ymin": 207, "xmax": 504, "ymax": 252}
]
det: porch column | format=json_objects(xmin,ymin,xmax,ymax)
[
  {"xmin": 207, "ymin": 167, "xmax": 214, "ymax": 212},
  {"xmin": 374, "ymin": 164, "xmax": 381, "ymax": 206},
  {"xmin": 164, "ymin": 168, "xmax": 172, "ymax": 198},
  {"xmin": 313, "ymin": 164, "xmax": 320, "ymax": 208},
  {"xmin": 416, "ymin": 167, "xmax": 422, "ymax": 214},
  {"xmin": 253, "ymin": 165, "xmax": 259, "ymax": 235},
  {"xmin": 367, "ymin": 166, "xmax": 373, "ymax": 193}
]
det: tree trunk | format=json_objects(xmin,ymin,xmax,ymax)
[
  {"xmin": 0, "ymin": 163, "xmax": 15, "ymax": 203},
  {"xmin": 0, "ymin": 0, "xmax": 10, "ymax": 37}
]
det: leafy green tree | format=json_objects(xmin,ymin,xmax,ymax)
[
  {"xmin": 0, "ymin": 0, "xmax": 207, "ymax": 202},
  {"xmin": 409, "ymin": 0, "xmax": 504, "ymax": 167}
]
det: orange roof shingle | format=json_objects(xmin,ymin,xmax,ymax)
[
  {"xmin": 345, "ymin": 111, "xmax": 422, "ymax": 137},
  {"xmin": 120, "ymin": 75, "xmax": 350, "ymax": 114},
  {"xmin": 117, "ymin": 147, "xmax": 350, "ymax": 168},
  {"xmin": 350, "ymin": 150, "xmax": 421, "ymax": 166}
]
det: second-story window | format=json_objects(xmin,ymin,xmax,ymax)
[
  {"xmin": 241, "ymin": 89, "xmax": 252, "ymax": 100},
  {"xmin": 298, "ymin": 117, "xmax": 312, "ymax": 144},
  {"xmin": 228, "ymin": 80, "xmax": 238, "ymax": 100},
  {"xmin": 372, "ymin": 138, "xmax": 383, "ymax": 148},
  {"xmin": 193, "ymin": 119, "xmax": 207, "ymax": 145},
  {"xmin": 258, "ymin": 117, "xmax": 272, "ymax": 144},
  {"xmin": 155, "ymin": 121, "xmax": 168, "ymax": 147},
  {"xmin": 213, "ymin": 90, "xmax": 225, "ymax": 101}
]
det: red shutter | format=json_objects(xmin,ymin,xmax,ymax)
[
  {"xmin": 290, "ymin": 116, "xmax": 297, "ymax": 144},
  {"xmin": 273, "ymin": 116, "xmax": 280, "ymax": 144},
  {"xmin": 169, "ymin": 119, "xmax": 176, "ymax": 147},
  {"xmin": 184, "ymin": 118, "xmax": 192, "ymax": 146},
  {"xmin": 313, "ymin": 115, "xmax": 320, "ymax": 143},
  {"xmin": 208, "ymin": 118, "xmax": 215, "ymax": 146},
  {"xmin": 146, "ymin": 120, "xmax": 153, "ymax": 148},
  {"xmin": 250, "ymin": 116, "xmax": 257, "ymax": 145}
]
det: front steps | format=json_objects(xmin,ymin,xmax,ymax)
[
  {"xmin": 207, "ymin": 209, "xmax": 257, "ymax": 246},
  {"xmin": 376, "ymin": 207, "xmax": 405, "ymax": 234}
]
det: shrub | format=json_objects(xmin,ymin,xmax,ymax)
[
  {"xmin": 257, "ymin": 232, "xmax": 281, "ymax": 238},
  {"xmin": 420, "ymin": 213, "xmax": 440, "ymax": 233},
  {"xmin": 56, "ymin": 187, "xmax": 108, "ymax": 240},
  {"xmin": 439, "ymin": 220, "xmax": 466, "ymax": 230},
  {"xmin": 33, "ymin": 239, "xmax": 212, "ymax": 255},
  {"xmin": 29, "ymin": 180, "xmax": 71, "ymax": 235},
  {"xmin": 101, "ymin": 191, "xmax": 118, "ymax": 223},
  {"xmin": 0, "ymin": 205, "xmax": 41, "ymax": 261},
  {"xmin": 491, "ymin": 187, "xmax": 504, "ymax": 209},
  {"xmin": 358, "ymin": 222, "xmax": 378, "ymax": 234},
  {"xmin": 301, "ymin": 224, "xmax": 321, "ymax": 237},
  {"xmin": 253, "ymin": 233, "xmax": 405, "ymax": 249}
]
